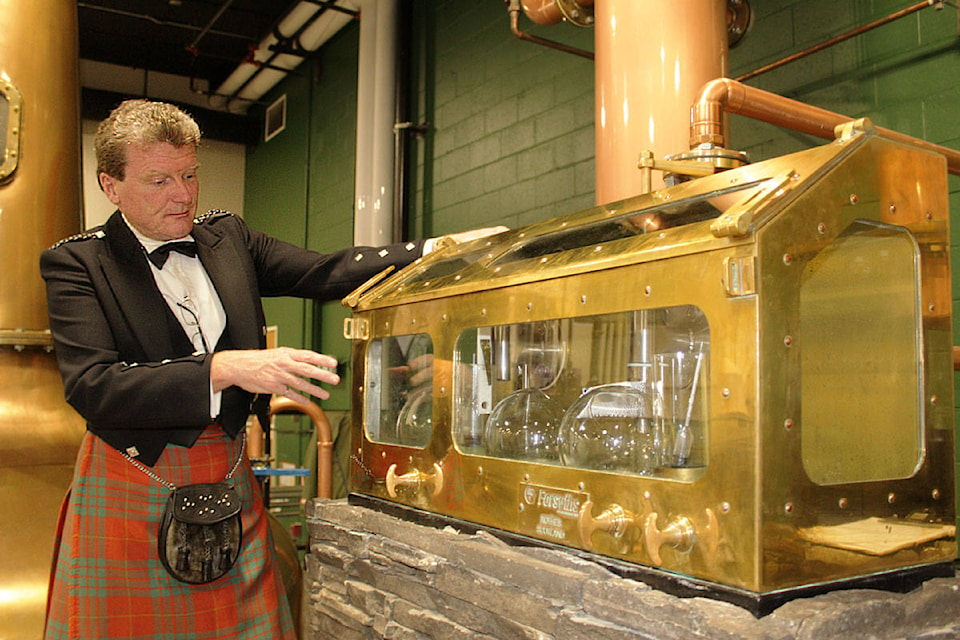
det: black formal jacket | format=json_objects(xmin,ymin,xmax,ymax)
[{"xmin": 40, "ymin": 210, "xmax": 424, "ymax": 466}]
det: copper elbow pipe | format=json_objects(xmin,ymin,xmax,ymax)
[
  {"xmin": 690, "ymin": 77, "xmax": 960, "ymax": 175},
  {"xmin": 507, "ymin": 0, "xmax": 594, "ymax": 60},
  {"xmin": 269, "ymin": 396, "xmax": 335, "ymax": 500}
]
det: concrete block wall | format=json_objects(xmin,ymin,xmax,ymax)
[
  {"xmin": 408, "ymin": 1, "xmax": 596, "ymax": 236},
  {"xmin": 305, "ymin": 500, "xmax": 960, "ymax": 640}
]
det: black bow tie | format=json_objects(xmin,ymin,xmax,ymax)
[{"xmin": 147, "ymin": 241, "xmax": 197, "ymax": 268}]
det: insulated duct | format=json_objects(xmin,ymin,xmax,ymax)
[
  {"xmin": 209, "ymin": 1, "xmax": 359, "ymax": 113},
  {"xmin": 354, "ymin": 0, "xmax": 399, "ymax": 247}
]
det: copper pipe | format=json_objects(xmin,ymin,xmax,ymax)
[
  {"xmin": 507, "ymin": 0, "xmax": 594, "ymax": 60},
  {"xmin": 596, "ymin": 0, "xmax": 727, "ymax": 202},
  {"xmin": 690, "ymin": 77, "xmax": 960, "ymax": 175},
  {"xmin": 521, "ymin": 0, "xmax": 564, "ymax": 25},
  {"xmin": 269, "ymin": 397, "xmax": 335, "ymax": 499},
  {"xmin": 737, "ymin": 0, "xmax": 938, "ymax": 82}
]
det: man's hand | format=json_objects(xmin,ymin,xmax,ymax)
[
  {"xmin": 210, "ymin": 347, "xmax": 340, "ymax": 404},
  {"xmin": 444, "ymin": 225, "xmax": 508, "ymax": 244},
  {"xmin": 424, "ymin": 225, "xmax": 509, "ymax": 254}
]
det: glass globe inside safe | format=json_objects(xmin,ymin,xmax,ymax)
[
  {"xmin": 559, "ymin": 383, "xmax": 658, "ymax": 475},
  {"xmin": 395, "ymin": 386, "xmax": 433, "ymax": 448},
  {"xmin": 485, "ymin": 388, "xmax": 563, "ymax": 463}
]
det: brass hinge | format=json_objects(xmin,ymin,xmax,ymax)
[
  {"xmin": 342, "ymin": 266, "xmax": 395, "ymax": 309},
  {"xmin": 343, "ymin": 317, "xmax": 370, "ymax": 340},
  {"xmin": 723, "ymin": 256, "xmax": 756, "ymax": 297}
]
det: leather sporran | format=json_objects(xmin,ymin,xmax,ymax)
[{"xmin": 158, "ymin": 481, "xmax": 242, "ymax": 584}]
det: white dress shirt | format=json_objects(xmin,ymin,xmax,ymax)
[{"xmin": 125, "ymin": 216, "xmax": 226, "ymax": 420}]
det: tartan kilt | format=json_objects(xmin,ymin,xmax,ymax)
[{"xmin": 45, "ymin": 427, "xmax": 296, "ymax": 640}]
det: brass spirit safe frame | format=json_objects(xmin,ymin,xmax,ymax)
[{"xmin": 344, "ymin": 122, "xmax": 956, "ymax": 614}]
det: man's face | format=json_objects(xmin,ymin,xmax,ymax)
[{"xmin": 99, "ymin": 142, "xmax": 200, "ymax": 241}]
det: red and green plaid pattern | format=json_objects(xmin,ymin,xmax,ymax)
[{"xmin": 45, "ymin": 428, "xmax": 296, "ymax": 639}]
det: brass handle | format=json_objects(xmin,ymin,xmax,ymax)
[
  {"xmin": 578, "ymin": 500, "xmax": 633, "ymax": 550},
  {"xmin": 644, "ymin": 513, "xmax": 696, "ymax": 566},
  {"xmin": 385, "ymin": 462, "xmax": 444, "ymax": 499},
  {"xmin": 644, "ymin": 508, "xmax": 718, "ymax": 566}
]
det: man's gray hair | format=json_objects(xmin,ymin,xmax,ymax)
[{"xmin": 95, "ymin": 99, "xmax": 201, "ymax": 181}]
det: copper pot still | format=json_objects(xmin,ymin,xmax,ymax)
[{"xmin": 0, "ymin": 1, "xmax": 85, "ymax": 638}]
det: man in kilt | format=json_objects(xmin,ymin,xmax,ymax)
[{"xmin": 40, "ymin": 99, "xmax": 499, "ymax": 639}]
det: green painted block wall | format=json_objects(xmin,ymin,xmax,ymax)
[{"xmin": 243, "ymin": 0, "xmax": 960, "ymax": 506}]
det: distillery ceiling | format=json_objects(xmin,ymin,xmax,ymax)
[{"xmin": 77, "ymin": 0, "xmax": 332, "ymax": 143}]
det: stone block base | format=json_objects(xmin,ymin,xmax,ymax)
[{"xmin": 305, "ymin": 499, "xmax": 960, "ymax": 640}]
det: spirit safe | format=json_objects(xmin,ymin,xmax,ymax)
[{"xmin": 343, "ymin": 122, "xmax": 956, "ymax": 613}]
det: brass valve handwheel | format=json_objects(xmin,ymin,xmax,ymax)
[{"xmin": 385, "ymin": 462, "xmax": 444, "ymax": 499}]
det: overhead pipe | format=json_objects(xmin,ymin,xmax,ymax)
[
  {"xmin": 209, "ymin": 1, "xmax": 358, "ymax": 113},
  {"xmin": 736, "ymin": 0, "xmax": 940, "ymax": 83},
  {"xmin": 392, "ymin": 0, "xmax": 418, "ymax": 244},
  {"xmin": 507, "ymin": 0, "xmax": 595, "ymax": 60},
  {"xmin": 689, "ymin": 77, "xmax": 960, "ymax": 175},
  {"xmin": 187, "ymin": 0, "xmax": 238, "ymax": 52}
]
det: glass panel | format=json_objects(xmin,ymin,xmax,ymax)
[
  {"xmin": 800, "ymin": 220, "xmax": 923, "ymax": 484},
  {"xmin": 453, "ymin": 306, "xmax": 710, "ymax": 479},
  {"xmin": 400, "ymin": 244, "xmax": 492, "ymax": 285},
  {"xmin": 364, "ymin": 333, "xmax": 434, "ymax": 448},
  {"xmin": 487, "ymin": 182, "xmax": 766, "ymax": 268}
]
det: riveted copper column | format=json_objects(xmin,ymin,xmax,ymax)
[
  {"xmin": 0, "ymin": 1, "xmax": 85, "ymax": 638},
  {"xmin": 595, "ymin": 0, "xmax": 728, "ymax": 204}
]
